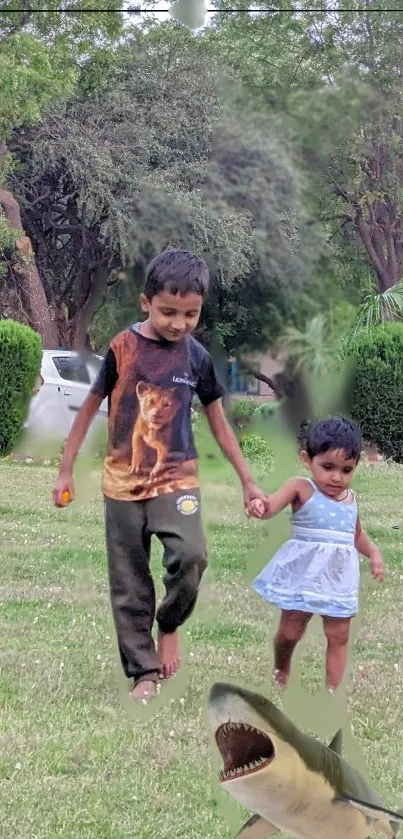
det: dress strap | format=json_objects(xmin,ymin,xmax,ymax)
[{"xmin": 300, "ymin": 476, "xmax": 317, "ymax": 491}]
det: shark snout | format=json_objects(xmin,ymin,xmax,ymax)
[{"xmin": 208, "ymin": 683, "xmax": 276, "ymax": 786}]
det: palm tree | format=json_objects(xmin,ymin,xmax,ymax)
[
  {"xmin": 352, "ymin": 275, "xmax": 403, "ymax": 335},
  {"xmin": 277, "ymin": 313, "xmax": 338, "ymax": 377}
]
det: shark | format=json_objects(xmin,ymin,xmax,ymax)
[{"xmin": 208, "ymin": 681, "xmax": 403, "ymax": 839}]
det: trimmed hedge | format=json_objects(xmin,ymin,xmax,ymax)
[
  {"xmin": 0, "ymin": 319, "xmax": 42, "ymax": 456},
  {"xmin": 346, "ymin": 323, "xmax": 403, "ymax": 463}
]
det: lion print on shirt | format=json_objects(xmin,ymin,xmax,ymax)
[{"xmin": 130, "ymin": 381, "xmax": 181, "ymax": 479}]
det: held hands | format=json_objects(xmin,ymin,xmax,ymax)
[
  {"xmin": 243, "ymin": 481, "xmax": 271, "ymax": 519},
  {"xmin": 248, "ymin": 497, "xmax": 271, "ymax": 519}
]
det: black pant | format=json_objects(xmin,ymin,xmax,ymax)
[{"xmin": 104, "ymin": 489, "xmax": 207, "ymax": 685}]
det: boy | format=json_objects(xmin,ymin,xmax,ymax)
[{"xmin": 53, "ymin": 248, "xmax": 267, "ymax": 701}]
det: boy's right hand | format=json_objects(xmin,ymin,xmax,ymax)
[{"xmin": 52, "ymin": 471, "xmax": 75, "ymax": 507}]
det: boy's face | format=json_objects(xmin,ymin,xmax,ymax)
[
  {"xmin": 140, "ymin": 290, "xmax": 203, "ymax": 342},
  {"xmin": 301, "ymin": 448, "xmax": 359, "ymax": 498}
]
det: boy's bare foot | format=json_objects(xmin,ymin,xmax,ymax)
[
  {"xmin": 157, "ymin": 630, "xmax": 180, "ymax": 679},
  {"xmin": 130, "ymin": 680, "xmax": 158, "ymax": 701},
  {"xmin": 273, "ymin": 668, "xmax": 289, "ymax": 688}
]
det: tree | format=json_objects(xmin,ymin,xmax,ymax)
[
  {"xmin": 209, "ymin": 1, "xmax": 403, "ymax": 319},
  {"xmin": 8, "ymin": 22, "xmax": 314, "ymax": 352},
  {"xmin": 0, "ymin": 0, "xmax": 123, "ymax": 347}
]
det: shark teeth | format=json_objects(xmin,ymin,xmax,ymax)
[
  {"xmin": 220, "ymin": 756, "xmax": 268, "ymax": 782},
  {"xmin": 215, "ymin": 721, "xmax": 275, "ymax": 783}
]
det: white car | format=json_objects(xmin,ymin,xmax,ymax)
[{"xmin": 22, "ymin": 349, "xmax": 108, "ymax": 457}]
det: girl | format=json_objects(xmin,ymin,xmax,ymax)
[{"xmin": 249, "ymin": 416, "xmax": 384, "ymax": 691}]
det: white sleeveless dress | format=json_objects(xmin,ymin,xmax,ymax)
[{"xmin": 252, "ymin": 478, "xmax": 360, "ymax": 618}]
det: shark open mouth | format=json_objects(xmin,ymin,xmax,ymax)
[{"xmin": 215, "ymin": 722, "xmax": 275, "ymax": 783}]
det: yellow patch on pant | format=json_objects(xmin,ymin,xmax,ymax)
[{"xmin": 176, "ymin": 494, "xmax": 199, "ymax": 515}]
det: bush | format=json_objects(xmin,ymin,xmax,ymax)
[
  {"xmin": 240, "ymin": 433, "xmax": 274, "ymax": 470},
  {"xmin": 0, "ymin": 319, "xmax": 42, "ymax": 456},
  {"xmin": 231, "ymin": 398, "xmax": 260, "ymax": 428},
  {"xmin": 346, "ymin": 323, "xmax": 403, "ymax": 463},
  {"xmin": 253, "ymin": 400, "xmax": 283, "ymax": 419}
]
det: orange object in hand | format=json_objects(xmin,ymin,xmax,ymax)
[{"xmin": 61, "ymin": 490, "xmax": 71, "ymax": 505}]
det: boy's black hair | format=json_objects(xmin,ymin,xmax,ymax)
[
  {"xmin": 144, "ymin": 248, "xmax": 210, "ymax": 300},
  {"xmin": 304, "ymin": 416, "xmax": 362, "ymax": 462}
]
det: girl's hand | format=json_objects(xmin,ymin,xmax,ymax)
[{"xmin": 370, "ymin": 551, "xmax": 385, "ymax": 582}]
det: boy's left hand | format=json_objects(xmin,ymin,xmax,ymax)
[
  {"xmin": 370, "ymin": 551, "xmax": 385, "ymax": 582},
  {"xmin": 243, "ymin": 481, "xmax": 270, "ymax": 518}
]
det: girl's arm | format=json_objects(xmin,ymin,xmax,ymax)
[
  {"xmin": 355, "ymin": 517, "xmax": 384, "ymax": 581},
  {"xmin": 249, "ymin": 477, "xmax": 303, "ymax": 519}
]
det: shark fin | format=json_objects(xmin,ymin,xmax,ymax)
[
  {"xmin": 328, "ymin": 728, "xmax": 343, "ymax": 754},
  {"xmin": 335, "ymin": 793, "xmax": 403, "ymax": 825},
  {"xmin": 235, "ymin": 814, "xmax": 279, "ymax": 838}
]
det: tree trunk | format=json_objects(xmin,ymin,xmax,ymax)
[
  {"xmin": 0, "ymin": 142, "xmax": 59, "ymax": 348},
  {"xmin": 239, "ymin": 364, "xmax": 282, "ymax": 399},
  {"xmin": 70, "ymin": 266, "xmax": 109, "ymax": 350}
]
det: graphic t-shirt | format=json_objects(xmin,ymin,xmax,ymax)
[{"xmin": 91, "ymin": 324, "xmax": 226, "ymax": 501}]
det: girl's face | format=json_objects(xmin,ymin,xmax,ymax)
[{"xmin": 301, "ymin": 447, "xmax": 358, "ymax": 499}]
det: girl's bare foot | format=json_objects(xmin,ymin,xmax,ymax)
[
  {"xmin": 157, "ymin": 630, "xmax": 180, "ymax": 679},
  {"xmin": 130, "ymin": 680, "xmax": 158, "ymax": 701}
]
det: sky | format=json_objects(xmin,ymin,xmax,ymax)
[{"xmin": 124, "ymin": 2, "xmax": 215, "ymax": 29}]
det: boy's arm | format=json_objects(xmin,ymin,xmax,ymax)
[
  {"xmin": 355, "ymin": 516, "xmax": 384, "ymax": 581},
  {"xmin": 53, "ymin": 392, "xmax": 103, "ymax": 507},
  {"xmin": 53, "ymin": 347, "xmax": 117, "ymax": 507},
  {"xmin": 203, "ymin": 398, "xmax": 267, "ymax": 513}
]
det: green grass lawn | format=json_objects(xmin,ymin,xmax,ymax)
[{"xmin": 1, "ymin": 448, "xmax": 403, "ymax": 838}]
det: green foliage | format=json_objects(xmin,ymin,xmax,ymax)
[
  {"xmin": 208, "ymin": 2, "xmax": 403, "ymax": 308},
  {"xmin": 0, "ymin": 319, "xmax": 42, "ymax": 456},
  {"xmin": 231, "ymin": 398, "xmax": 260, "ymax": 428},
  {"xmin": 240, "ymin": 433, "xmax": 274, "ymax": 471},
  {"xmin": 277, "ymin": 314, "xmax": 339, "ymax": 376},
  {"xmin": 346, "ymin": 323, "xmax": 403, "ymax": 463},
  {"xmin": 0, "ymin": 211, "xmax": 20, "ymax": 279},
  {"xmin": 11, "ymin": 21, "xmax": 313, "ymax": 354},
  {"xmin": 253, "ymin": 400, "xmax": 283, "ymax": 420},
  {"xmin": 353, "ymin": 278, "xmax": 403, "ymax": 333},
  {"xmin": 0, "ymin": 1, "xmax": 123, "ymax": 139}
]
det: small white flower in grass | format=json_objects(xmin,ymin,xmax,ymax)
[
  {"xmin": 226, "ymin": 656, "xmax": 232, "ymax": 664},
  {"xmin": 189, "ymin": 651, "xmax": 194, "ymax": 658},
  {"xmin": 15, "ymin": 763, "xmax": 22, "ymax": 770},
  {"xmin": 60, "ymin": 662, "xmax": 64, "ymax": 669},
  {"xmin": 179, "ymin": 697, "xmax": 185, "ymax": 706},
  {"xmin": 96, "ymin": 654, "xmax": 102, "ymax": 661},
  {"xmin": 169, "ymin": 730, "xmax": 175, "ymax": 737},
  {"xmin": 35, "ymin": 659, "xmax": 40, "ymax": 665},
  {"xmin": 358, "ymin": 665, "xmax": 364, "ymax": 672},
  {"xmin": 394, "ymin": 663, "xmax": 399, "ymax": 671}
]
